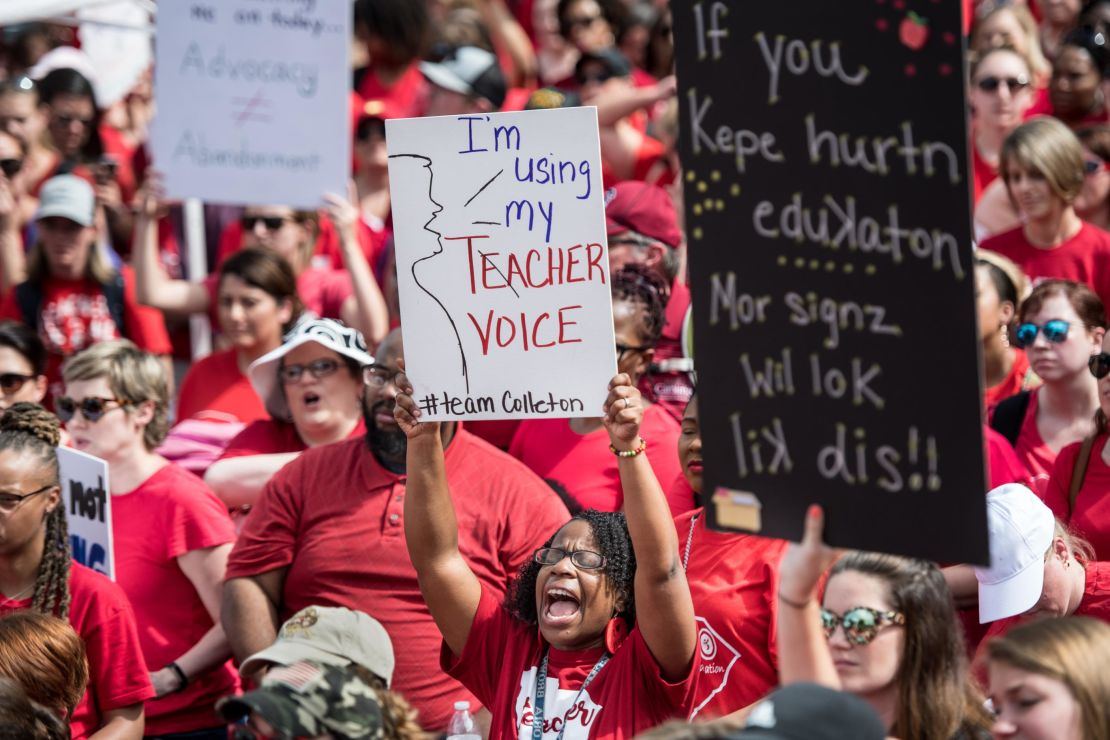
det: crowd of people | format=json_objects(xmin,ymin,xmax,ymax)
[{"xmin": 0, "ymin": 0, "xmax": 1109, "ymax": 738}]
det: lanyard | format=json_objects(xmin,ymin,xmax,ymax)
[{"xmin": 531, "ymin": 649, "xmax": 609, "ymax": 740}]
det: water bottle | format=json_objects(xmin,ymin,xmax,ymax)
[{"xmin": 447, "ymin": 700, "xmax": 482, "ymax": 740}]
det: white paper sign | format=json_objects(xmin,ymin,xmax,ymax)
[
  {"xmin": 57, "ymin": 447, "xmax": 114, "ymax": 581},
  {"xmin": 151, "ymin": 1, "xmax": 350, "ymax": 209},
  {"xmin": 387, "ymin": 108, "xmax": 615, "ymax": 421}
]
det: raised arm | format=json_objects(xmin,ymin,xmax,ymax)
[
  {"xmin": 776, "ymin": 505, "xmax": 841, "ymax": 689},
  {"xmin": 132, "ymin": 172, "xmax": 208, "ymax": 314},
  {"xmin": 324, "ymin": 188, "xmax": 389, "ymax": 345},
  {"xmin": 604, "ymin": 374, "xmax": 695, "ymax": 681},
  {"xmin": 0, "ymin": 178, "xmax": 25, "ymax": 293},
  {"xmin": 395, "ymin": 368, "xmax": 481, "ymax": 657}
]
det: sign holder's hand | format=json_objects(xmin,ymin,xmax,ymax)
[
  {"xmin": 392, "ymin": 360, "xmax": 440, "ymax": 443},
  {"xmin": 779, "ymin": 505, "xmax": 840, "ymax": 605},
  {"xmin": 602, "ymin": 373, "xmax": 644, "ymax": 451}
]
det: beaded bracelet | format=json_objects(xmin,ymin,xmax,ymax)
[{"xmin": 609, "ymin": 437, "xmax": 647, "ymax": 458}]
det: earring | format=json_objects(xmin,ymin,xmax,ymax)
[{"xmin": 1001, "ymin": 323, "xmax": 1010, "ymax": 348}]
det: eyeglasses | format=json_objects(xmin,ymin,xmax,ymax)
[
  {"xmin": 820, "ymin": 606, "xmax": 905, "ymax": 646},
  {"xmin": 53, "ymin": 113, "xmax": 93, "ymax": 128},
  {"xmin": 55, "ymin": 396, "xmax": 131, "ymax": 423},
  {"xmin": 279, "ymin": 358, "xmax": 341, "ymax": 384},
  {"xmin": 1013, "ymin": 320, "xmax": 1071, "ymax": 348},
  {"xmin": 0, "ymin": 483, "xmax": 55, "ymax": 514},
  {"xmin": 1086, "ymin": 159, "xmax": 1107, "ymax": 176},
  {"xmin": 974, "ymin": 74, "xmax": 1030, "ymax": 93},
  {"xmin": 616, "ymin": 342, "xmax": 650, "ymax": 363},
  {"xmin": 241, "ymin": 215, "xmax": 291, "ymax": 231},
  {"xmin": 0, "ymin": 373, "xmax": 33, "ymax": 394},
  {"xmin": 362, "ymin": 364, "xmax": 397, "ymax": 388},
  {"xmin": 534, "ymin": 547, "xmax": 606, "ymax": 570},
  {"xmin": 0, "ymin": 158, "xmax": 22, "ymax": 179},
  {"xmin": 566, "ymin": 13, "xmax": 603, "ymax": 30},
  {"xmin": 1090, "ymin": 352, "xmax": 1110, "ymax": 379}
]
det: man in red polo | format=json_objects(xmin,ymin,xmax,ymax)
[{"xmin": 221, "ymin": 328, "xmax": 569, "ymax": 732}]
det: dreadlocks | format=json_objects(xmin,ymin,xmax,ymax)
[{"xmin": 0, "ymin": 403, "xmax": 70, "ymax": 619}]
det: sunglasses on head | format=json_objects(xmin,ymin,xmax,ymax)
[
  {"xmin": 975, "ymin": 74, "xmax": 1030, "ymax": 93},
  {"xmin": 1090, "ymin": 352, "xmax": 1110, "ymax": 379},
  {"xmin": 821, "ymin": 606, "xmax": 905, "ymax": 646},
  {"xmin": 240, "ymin": 215, "xmax": 291, "ymax": 231},
  {"xmin": 55, "ymin": 396, "xmax": 131, "ymax": 423},
  {"xmin": 0, "ymin": 158, "xmax": 22, "ymax": 179},
  {"xmin": 0, "ymin": 373, "xmax": 33, "ymax": 394},
  {"xmin": 1013, "ymin": 319, "xmax": 1070, "ymax": 348}
]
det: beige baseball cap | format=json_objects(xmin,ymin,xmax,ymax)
[{"xmin": 240, "ymin": 606, "xmax": 395, "ymax": 686}]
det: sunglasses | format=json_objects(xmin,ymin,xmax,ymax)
[
  {"xmin": 533, "ymin": 546, "xmax": 606, "ymax": 570},
  {"xmin": 0, "ymin": 158, "xmax": 22, "ymax": 179},
  {"xmin": 0, "ymin": 373, "xmax": 32, "ymax": 394},
  {"xmin": 975, "ymin": 75, "xmax": 1030, "ymax": 93},
  {"xmin": 241, "ymin": 215, "xmax": 291, "ymax": 231},
  {"xmin": 616, "ymin": 342, "xmax": 650, "ymax": 363},
  {"xmin": 821, "ymin": 606, "xmax": 906, "ymax": 646},
  {"xmin": 1014, "ymin": 320, "xmax": 1071, "ymax": 348},
  {"xmin": 279, "ymin": 358, "xmax": 341, "ymax": 384},
  {"xmin": 55, "ymin": 396, "xmax": 131, "ymax": 423},
  {"xmin": 1090, "ymin": 352, "xmax": 1110, "ymax": 379}
]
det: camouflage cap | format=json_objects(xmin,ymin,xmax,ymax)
[{"xmin": 218, "ymin": 661, "xmax": 384, "ymax": 739}]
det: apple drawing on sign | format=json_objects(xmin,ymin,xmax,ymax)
[{"xmin": 899, "ymin": 12, "xmax": 928, "ymax": 50}]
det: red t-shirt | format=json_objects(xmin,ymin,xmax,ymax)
[
  {"xmin": 111, "ymin": 463, "xmax": 238, "ymax": 734},
  {"xmin": 985, "ymin": 350, "xmax": 1037, "ymax": 416},
  {"xmin": 979, "ymin": 222, "xmax": 1110, "ymax": 309},
  {"xmin": 204, "ymin": 267, "xmax": 352, "ymax": 325},
  {"xmin": 0, "ymin": 564, "xmax": 154, "ymax": 740},
  {"xmin": 176, "ymin": 348, "xmax": 268, "ymax": 424},
  {"xmin": 1011, "ymin": 388, "xmax": 1057, "ymax": 497},
  {"xmin": 217, "ymin": 417, "xmax": 366, "ymax": 459},
  {"xmin": 224, "ymin": 431, "xmax": 569, "ymax": 730},
  {"xmin": 987, "ymin": 426, "xmax": 1032, "ymax": 489},
  {"xmin": 443, "ymin": 586, "xmax": 696, "ymax": 740},
  {"xmin": 971, "ymin": 138, "xmax": 997, "ymax": 206},
  {"xmin": 509, "ymin": 405, "xmax": 683, "ymax": 513},
  {"xmin": 1044, "ymin": 435, "xmax": 1110, "ymax": 560},
  {"xmin": 0, "ymin": 268, "xmax": 172, "ymax": 400},
  {"xmin": 676, "ymin": 509, "xmax": 785, "ymax": 718},
  {"xmin": 356, "ymin": 63, "xmax": 427, "ymax": 120}
]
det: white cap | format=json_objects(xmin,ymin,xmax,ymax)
[
  {"xmin": 249, "ymin": 318, "xmax": 373, "ymax": 422},
  {"xmin": 35, "ymin": 175, "xmax": 95, "ymax": 227},
  {"xmin": 975, "ymin": 483, "xmax": 1056, "ymax": 624}
]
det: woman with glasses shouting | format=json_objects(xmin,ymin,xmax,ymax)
[
  {"xmin": 775, "ymin": 507, "xmax": 993, "ymax": 739},
  {"xmin": 397, "ymin": 369, "xmax": 698, "ymax": 738},
  {"xmin": 204, "ymin": 318, "xmax": 372, "ymax": 509},
  {"xmin": 60, "ymin": 341, "xmax": 239, "ymax": 739},
  {"xmin": 991, "ymin": 280, "xmax": 1106, "ymax": 497},
  {"xmin": 0, "ymin": 401, "xmax": 153, "ymax": 739}
]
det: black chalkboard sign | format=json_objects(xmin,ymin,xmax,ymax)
[{"xmin": 674, "ymin": 0, "xmax": 988, "ymax": 564}]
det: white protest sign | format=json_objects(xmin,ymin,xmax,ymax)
[
  {"xmin": 57, "ymin": 447, "xmax": 113, "ymax": 581},
  {"xmin": 386, "ymin": 107, "xmax": 615, "ymax": 421},
  {"xmin": 151, "ymin": 1, "xmax": 350, "ymax": 209}
]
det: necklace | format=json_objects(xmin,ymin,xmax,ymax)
[
  {"xmin": 0, "ymin": 582, "xmax": 34, "ymax": 605},
  {"xmin": 682, "ymin": 512, "xmax": 700, "ymax": 571}
]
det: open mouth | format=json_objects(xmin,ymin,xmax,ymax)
[
  {"xmin": 302, "ymin": 391, "xmax": 322, "ymax": 409},
  {"xmin": 542, "ymin": 587, "xmax": 582, "ymax": 626}
]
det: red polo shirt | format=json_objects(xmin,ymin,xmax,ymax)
[{"xmin": 225, "ymin": 430, "xmax": 570, "ymax": 730}]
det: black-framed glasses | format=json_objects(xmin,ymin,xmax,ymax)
[
  {"xmin": 241, "ymin": 215, "xmax": 291, "ymax": 232},
  {"xmin": 279, "ymin": 358, "xmax": 341, "ymax": 384},
  {"xmin": 0, "ymin": 373, "xmax": 33, "ymax": 394},
  {"xmin": 820, "ymin": 606, "xmax": 905, "ymax": 646},
  {"xmin": 362, "ymin": 364, "xmax": 398, "ymax": 388},
  {"xmin": 55, "ymin": 396, "xmax": 131, "ymax": 423},
  {"xmin": 0, "ymin": 158, "xmax": 22, "ymax": 179},
  {"xmin": 1014, "ymin": 320, "xmax": 1070, "ymax": 348},
  {"xmin": 534, "ymin": 547, "xmax": 606, "ymax": 570},
  {"xmin": 0, "ymin": 483, "xmax": 56, "ymax": 514},
  {"xmin": 974, "ymin": 74, "xmax": 1030, "ymax": 93},
  {"xmin": 1090, "ymin": 352, "xmax": 1110, "ymax": 379},
  {"xmin": 616, "ymin": 342, "xmax": 650, "ymax": 363}
]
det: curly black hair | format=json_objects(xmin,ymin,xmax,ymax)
[
  {"xmin": 505, "ymin": 510, "xmax": 636, "ymax": 627},
  {"xmin": 611, "ymin": 264, "xmax": 668, "ymax": 347}
]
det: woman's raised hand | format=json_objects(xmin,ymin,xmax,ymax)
[
  {"xmin": 392, "ymin": 362, "xmax": 439, "ymax": 441},
  {"xmin": 602, "ymin": 373, "xmax": 644, "ymax": 450},
  {"xmin": 133, "ymin": 169, "xmax": 169, "ymax": 220},
  {"xmin": 779, "ymin": 505, "xmax": 840, "ymax": 605}
]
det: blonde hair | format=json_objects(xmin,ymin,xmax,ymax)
[
  {"xmin": 61, "ymin": 340, "xmax": 169, "ymax": 450},
  {"xmin": 987, "ymin": 616, "xmax": 1110, "ymax": 740},
  {"xmin": 26, "ymin": 239, "xmax": 114, "ymax": 286},
  {"xmin": 1000, "ymin": 117, "xmax": 1086, "ymax": 203},
  {"xmin": 971, "ymin": 4, "xmax": 1052, "ymax": 83},
  {"xmin": 1052, "ymin": 520, "xmax": 1095, "ymax": 565}
]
